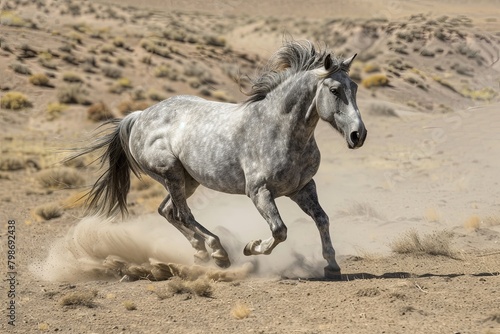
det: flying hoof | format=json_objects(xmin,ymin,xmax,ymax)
[
  {"xmin": 324, "ymin": 266, "xmax": 342, "ymax": 280},
  {"xmin": 243, "ymin": 239, "xmax": 261, "ymax": 256},
  {"xmin": 212, "ymin": 250, "xmax": 231, "ymax": 268},
  {"xmin": 193, "ymin": 250, "xmax": 210, "ymax": 264}
]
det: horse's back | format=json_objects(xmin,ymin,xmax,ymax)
[{"xmin": 128, "ymin": 95, "xmax": 247, "ymax": 193}]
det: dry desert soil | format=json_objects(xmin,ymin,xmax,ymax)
[{"xmin": 1, "ymin": 0, "xmax": 500, "ymax": 333}]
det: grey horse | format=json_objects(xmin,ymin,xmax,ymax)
[{"xmin": 72, "ymin": 40, "xmax": 367, "ymax": 278}]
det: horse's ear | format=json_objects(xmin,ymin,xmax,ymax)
[
  {"xmin": 324, "ymin": 54, "xmax": 333, "ymax": 71},
  {"xmin": 342, "ymin": 54, "xmax": 357, "ymax": 70}
]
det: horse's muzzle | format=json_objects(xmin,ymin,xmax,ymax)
[{"xmin": 347, "ymin": 127, "xmax": 367, "ymax": 149}]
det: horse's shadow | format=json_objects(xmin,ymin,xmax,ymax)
[{"xmin": 290, "ymin": 271, "xmax": 499, "ymax": 282}]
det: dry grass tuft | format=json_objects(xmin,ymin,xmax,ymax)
[
  {"xmin": 37, "ymin": 167, "xmax": 85, "ymax": 189},
  {"xmin": 482, "ymin": 313, "xmax": 500, "ymax": 324},
  {"xmin": 186, "ymin": 278, "xmax": 213, "ymax": 297},
  {"xmin": 62, "ymin": 72, "xmax": 84, "ymax": 83},
  {"xmin": 484, "ymin": 215, "xmax": 500, "ymax": 227},
  {"xmin": 57, "ymin": 85, "xmax": 91, "ymax": 105},
  {"xmin": 37, "ymin": 323, "xmax": 49, "ymax": 331},
  {"xmin": 361, "ymin": 73, "xmax": 389, "ymax": 88},
  {"xmin": 1, "ymin": 91, "xmax": 32, "ymax": 110},
  {"xmin": 356, "ymin": 287, "xmax": 380, "ymax": 297},
  {"xmin": 0, "ymin": 156, "xmax": 26, "ymax": 171},
  {"xmin": 109, "ymin": 77, "xmax": 132, "ymax": 94},
  {"xmin": 29, "ymin": 73, "xmax": 52, "ymax": 87},
  {"xmin": 424, "ymin": 208, "xmax": 441, "ymax": 223},
  {"xmin": 464, "ymin": 215, "xmax": 481, "ymax": 230},
  {"xmin": 117, "ymin": 99, "xmax": 149, "ymax": 115},
  {"xmin": 231, "ymin": 302, "xmax": 251, "ymax": 319},
  {"xmin": 34, "ymin": 202, "xmax": 63, "ymax": 221},
  {"xmin": 123, "ymin": 301, "xmax": 137, "ymax": 311},
  {"xmin": 60, "ymin": 290, "xmax": 97, "ymax": 308},
  {"xmin": 390, "ymin": 229, "xmax": 458, "ymax": 259},
  {"xmin": 87, "ymin": 102, "xmax": 114, "ymax": 122},
  {"xmin": 337, "ymin": 201, "xmax": 386, "ymax": 220},
  {"xmin": 46, "ymin": 102, "xmax": 68, "ymax": 120},
  {"xmin": 167, "ymin": 277, "xmax": 214, "ymax": 297}
]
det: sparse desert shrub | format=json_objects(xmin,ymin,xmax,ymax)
[
  {"xmin": 231, "ymin": 303, "xmax": 251, "ymax": 319},
  {"xmin": 116, "ymin": 57, "xmax": 127, "ymax": 67},
  {"xmin": 363, "ymin": 63, "xmax": 380, "ymax": 73},
  {"xmin": 337, "ymin": 201, "xmax": 386, "ymax": 220},
  {"xmin": 101, "ymin": 44, "xmax": 116, "ymax": 55},
  {"xmin": 87, "ymin": 102, "xmax": 113, "ymax": 122},
  {"xmin": 461, "ymin": 87, "xmax": 497, "ymax": 101},
  {"xmin": 57, "ymin": 85, "xmax": 90, "ymax": 105},
  {"xmin": 101, "ymin": 65, "xmax": 122, "ymax": 79},
  {"xmin": 484, "ymin": 215, "xmax": 500, "ymax": 227},
  {"xmin": 62, "ymin": 53, "xmax": 79, "ymax": 66},
  {"xmin": 148, "ymin": 90, "xmax": 166, "ymax": 102},
  {"xmin": 368, "ymin": 102, "xmax": 398, "ymax": 117},
  {"xmin": 46, "ymin": 102, "xmax": 67, "ymax": 120},
  {"xmin": 60, "ymin": 290, "xmax": 97, "ymax": 308},
  {"xmin": 390, "ymin": 229, "xmax": 458, "ymax": 258},
  {"xmin": 424, "ymin": 208, "xmax": 441, "ymax": 222},
  {"xmin": 109, "ymin": 77, "xmax": 132, "ymax": 94},
  {"xmin": 154, "ymin": 64, "xmax": 179, "ymax": 80},
  {"xmin": 464, "ymin": 215, "xmax": 481, "ymax": 230},
  {"xmin": 1, "ymin": 92, "xmax": 31, "ymax": 110},
  {"xmin": 123, "ymin": 301, "xmax": 137, "ymax": 311},
  {"xmin": 62, "ymin": 72, "xmax": 83, "ymax": 83},
  {"xmin": 39, "ymin": 57, "xmax": 58, "ymax": 70},
  {"xmin": 66, "ymin": 31, "xmax": 83, "ymax": 45},
  {"xmin": 37, "ymin": 167, "xmax": 85, "ymax": 189},
  {"xmin": 420, "ymin": 48, "xmax": 435, "ymax": 57},
  {"xmin": 211, "ymin": 90, "xmax": 232, "ymax": 102},
  {"xmin": 167, "ymin": 277, "xmax": 213, "ymax": 297},
  {"xmin": 0, "ymin": 156, "xmax": 25, "ymax": 171},
  {"xmin": 0, "ymin": 11, "xmax": 29, "ymax": 27},
  {"xmin": 117, "ymin": 99, "xmax": 149, "ymax": 115},
  {"xmin": 34, "ymin": 202, "xmax": 63, "ymax": 220},
  {"xmin": 29, "ymin": 73, "xmax": 52, "ymax": 87},
  {"xmin": 361, "ymin": 74, "xmax": 389, "ymax": 88},
  {"xmin": 204, "ymin": 35, "xmax": 226, "ymax": 47},
  {"xmin": 10, "ymin": 62, "xmax": 32, "ymax": 75},
  {"xmin": 112, "ymin": 37, "xmax": 125, "ymax": 48}
]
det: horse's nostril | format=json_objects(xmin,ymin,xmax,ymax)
[{"xmin": 350, "ymin": 131, "xmax": 360, "ymax": 145}]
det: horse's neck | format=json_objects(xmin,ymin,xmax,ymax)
[{"xmin": 266, "ymin": 71, "xmax": 320, "ymax": 134}]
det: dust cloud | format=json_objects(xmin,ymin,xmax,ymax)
[{"xmin": 32, "ymin": 189, "xmax": 327, "ymax": 281}]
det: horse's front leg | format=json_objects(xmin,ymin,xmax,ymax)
[
  {"xmin": 289, "ymin": 179, "xmax": 341, "ymax": 279},
  {"xmin": 244, "ymin": 186, "xmax": 287, "ymax": 256}
]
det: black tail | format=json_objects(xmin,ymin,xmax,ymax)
[{"xmin": 65, "ymin": 114, "xmax": 141, "ymax": 217}]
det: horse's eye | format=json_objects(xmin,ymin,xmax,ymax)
[{"xmin": 330, "ymin": 87, "xmax": 340, "ymax": 96}]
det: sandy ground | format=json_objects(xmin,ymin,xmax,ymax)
[{"xmin": 1, "ymin": 0, "xmax": 500, "ymax": 333}]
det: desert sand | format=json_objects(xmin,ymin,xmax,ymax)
[{"xmin": 1, "ymin": 0, "xmax": 499, "ymax": 333}]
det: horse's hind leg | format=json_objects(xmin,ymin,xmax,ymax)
[
  {"xmin": 158, "ymin": 193, "xmax": 210, "ymax": 264},
  {"xmin": 157, "ymin": 166, "xmax": 231, "ymax": 268},
  {"xmin": 289, "ymin": 179, "xmax": 341, "ymax": 279}
]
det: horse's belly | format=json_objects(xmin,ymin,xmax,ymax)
[{"xmin": 181, "ymin": 157, "xmax": 247, "ymax": 195}]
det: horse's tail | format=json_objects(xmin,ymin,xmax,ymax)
[{"xmin": 66, "ymin": 112, "xmax": 142, "ymax": 217}]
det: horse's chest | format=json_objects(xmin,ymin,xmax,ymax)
[{"xmin": 257, "ymin": 145, "xmax": 321, "ymax": 195}]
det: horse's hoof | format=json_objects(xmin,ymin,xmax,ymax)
[
  {"xmin": 212, "ymin": 250, "xmax": 231, "ymax": 268},
  {"xmin": 213, "ymin": 257, "xmax": 231, "ymax": 268},
  {"xmin": 243, "ymin": 240, "xmax": 261, "ymax": 256},
  {"xmin": 194, "ymin": 251, "xmax": 210, "ymax": 264},
  {"xmin": 324, "ymin": 266, "xmax": 342, "ymax": 280}
]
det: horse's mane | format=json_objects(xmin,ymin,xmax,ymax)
[{"xmin": 245, "ymin": 40, "xmax": 346, "ymax": 103}]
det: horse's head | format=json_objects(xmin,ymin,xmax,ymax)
[{"xmin": 316, "ymin": 54, "xmax": 367, "ymax": 149}]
